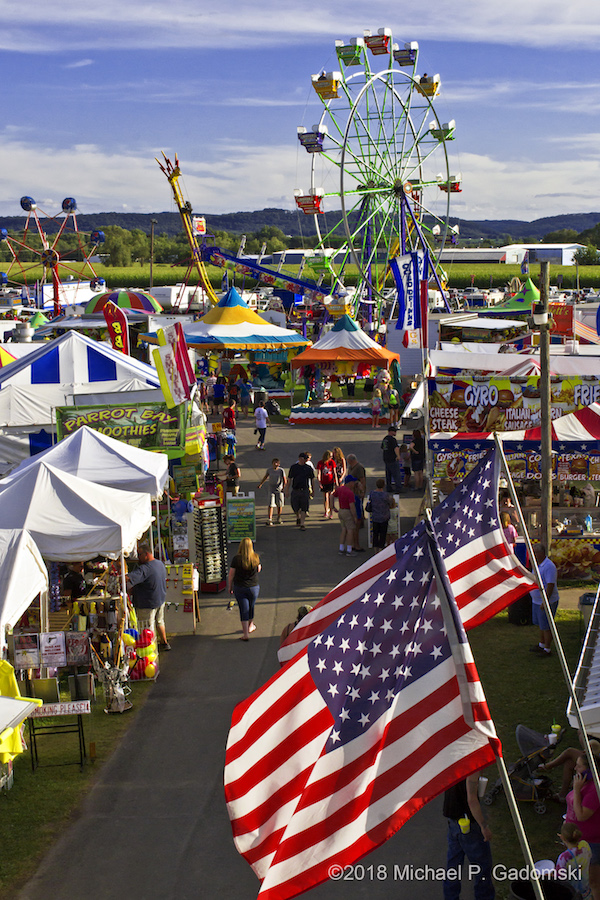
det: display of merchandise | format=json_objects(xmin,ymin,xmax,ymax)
[
  {"xmin": 190, "ymin": 503, "xmax": 227, "ymax": 591},
  {"xmin": 49, "ymin": 562, "xmax": 62, "ymax": 612}
]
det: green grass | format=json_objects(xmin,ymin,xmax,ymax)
[
  {"xmin": 0, "ymin": 680, "xmax": 152, "ymax": 899},
  {"xmin": 469, "ymin": 609, "xmax": 583, "ymax": 898}
]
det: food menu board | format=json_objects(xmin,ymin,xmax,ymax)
[
  {"xmin": 430, "ymin": 439, "xmax": 600, "ymax": 483},
  {"xmin": 428, "ymin": 375, "xmax": 600, "ymax": 434}
]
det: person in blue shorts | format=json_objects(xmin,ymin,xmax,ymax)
[{"xmin": 529, "ymin": 543, "xmax": 559, "ymax": 657}]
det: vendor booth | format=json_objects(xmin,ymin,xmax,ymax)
[
  {"xmin": 289, "ymin": 315, "xmax": 399, "ymax": 425},
  {"xmin": 0, "ymin": 529, "xmax": 48, "ymax": 655},
  {"xmin": 430, "ymin": 401, "xmax": 600, "ymax": 580}
]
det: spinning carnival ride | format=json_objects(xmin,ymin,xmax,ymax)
[
  {"xmin": 295, "ymin": 28, "xmax": 459, "ymax": 319},
  {"xmin": 0, "ymin": 197, "xmax": 105, "ymax": 315}
]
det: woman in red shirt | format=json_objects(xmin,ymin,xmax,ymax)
[{"xmin": 316, "ymin": 450, "xmax": 338, "ymax": 518}]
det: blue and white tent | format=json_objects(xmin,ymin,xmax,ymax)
[
  {"xmin": 0, "ymin": 331, "xmax": 160, "ymax": 388},
  {"xmin": 0, "ymin": 332, "xmax": 162, "ymax": 473}
]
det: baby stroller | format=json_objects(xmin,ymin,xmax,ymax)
[
  {"xmin": 265, "ymin": 398, "xmax": 281, "ymax": 416},
  {"xmin": 483, "ymin": 724, "xmax": 563, "ymax": 815}
]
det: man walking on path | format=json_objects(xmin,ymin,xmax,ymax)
[
  {"xmin": 286, "ymin": 452, "xmax": 314, "ymax": 530},
  {"xmin": 381, "ymin": 424, "xmax": 403, "ymax": 493},
  {"xmin": 257, "ymin": 458, "xmax": 286, "ymax": 525}
]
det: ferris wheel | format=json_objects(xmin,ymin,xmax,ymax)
[
  {"xmin": 295, "ymin": 27, "xmax": 459, "ymax": 318},
  {"xmin": 0, "ymin": 196, "xmax": 105, "ymax": 314}
]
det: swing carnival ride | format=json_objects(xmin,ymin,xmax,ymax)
[
  {"xmin": 155, "ymin": 153, "xmax": 220, "ymax": 308},
  {"xmin": 157, "ymin": 29, "xmax": 458, "ymax": 326},
  {"xmin": 0, "ymin": 196, "xmax": 106, "ymax": 316},
  {"xmin": 296, "ymin": 27, "xmax": 459, "ymax": 322}
]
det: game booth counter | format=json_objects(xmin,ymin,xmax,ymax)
[
  {"xmin": 289, "ymin": 315, "xmax": 399, "ymax": 425},
  {"xmin": 430, "ymin": 400, "xmax": 600, "ymax": 581}
]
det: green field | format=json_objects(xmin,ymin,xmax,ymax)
[{"xmin": 6, "ymin": 262, "xmax": 600, "ymax": 293}]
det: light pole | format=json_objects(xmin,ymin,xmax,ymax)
[
  {"xmin": 533, "ymin": 261, "xmax": 552, "ymax": 550},
  {"xmin": 150, "ymin": 218, "xmax": 158, "ymax": 289}
]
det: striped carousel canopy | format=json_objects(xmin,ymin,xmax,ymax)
[
  {"xmin": 143, "ymin": 287, "xmax": 310, "ymax": 351},
  {"xmin": 85, "ymin": 290, "xmax": 163, "ymax": 314}
]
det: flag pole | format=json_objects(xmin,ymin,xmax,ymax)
[
  {"xmin": 494, "ymin": 434, "xmax": 600, "ymax": 798},
  {"xmin": 424, "ymin": 510, "xmax": 544, "ymax": 900},
  {"xmin": 495, "ymin": 755, "xmax": 545, "ymax": 900}
]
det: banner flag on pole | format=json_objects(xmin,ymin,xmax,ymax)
[
  {"xmin": 156, "ymin": 324, "xmax": 195, "ymax": 399},
  {"xmin": 102, "ymin": 300, "xmax": 130, "ymax": 355},
  {"xmin": 391, "ymin": 251, "xmax": 426, "ymax": 347},
  {"xmin": 279, "ymin": 448, "xmax": 538, "ymax": 665},
  {"xmin": 152, "ymin": 342, "xmax": 187, "ymax": 408},
  {"xmin": 225, "ymin": 518, "xmax": 501, "ymax": 900}
]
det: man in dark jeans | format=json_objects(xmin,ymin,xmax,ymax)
[
  {"xmin": 381, "ymin": 424, "xmax": 403, "ymax": 493},
  {"xmin": 443, "ymin": 770, "xmax": 495, "ymax": 899},
  {"xmin": 286, "ymin": 452, "xmax": 314, "ymax": 531}
]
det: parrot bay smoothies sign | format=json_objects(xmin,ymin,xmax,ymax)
[
  {"xmin": 56, "ymin": 402, "xmax": 185, "ymax": 454},
  {"xmin": 429, "ymin": 375, "xmax": 600, "ymax": 434}
]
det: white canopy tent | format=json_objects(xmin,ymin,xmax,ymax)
[
  {"xmin": 0, "ymin": 529, "xmax": 48, "ymax": 652},
  {"xmin": 0, "ymin": 425, "xmax": 169, "ymax": 499},
  {"xmin": 0, "ymin": 462, "xmax": 152, "ymax": 562}
]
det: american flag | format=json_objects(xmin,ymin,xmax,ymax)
[
  {"xmin": 225, "ymin": 523, "xmax": 500, "ymax": 900},
  {"xmin": 279, "ymin": 447, "xmax": 537, "ymax": 665}
]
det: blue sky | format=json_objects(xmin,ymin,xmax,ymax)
[{"xmin": 1, "ymin": 1, "xmax": 600, "ymax": 224}]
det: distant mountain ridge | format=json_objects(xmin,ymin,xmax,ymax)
[{"xmin": 0, "ymin": 209, "xmax": 598, "ymax": 242}]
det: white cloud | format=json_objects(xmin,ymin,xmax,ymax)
[
  {"xmin": 449, "ymin": 150, "xmax": 600, "ymax": 220},
  {"xmin": 0, "ymin": 132, "xmax": 598, "ymax": 225},
  {"xmin": 0, "ymin": 136, "xmax": 301, "ymax": 217},
  {"xmin": 2, "ymin": 1, "xmax": 600, "ymax": 52},
  {"xmin": 63, "ymin": 58, "xmax": 94, "ymax": 69}
]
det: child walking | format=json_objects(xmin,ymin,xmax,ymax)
[
  {"xmin": 365, "ymin": 478, "xmax": 395, "ymax": 551},
  {"xmin": 371, "ymin": 387, "xmax": 382, "ymax": 428},
  {"xmin": 399, "ymin": 443, "xmax": 412, "ymax": 490}
]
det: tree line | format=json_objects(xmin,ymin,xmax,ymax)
[{"xmin": 2, "ymin": 219, "xmax": 600, "ymax": 268}]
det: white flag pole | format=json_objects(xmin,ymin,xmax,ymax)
[
  {"xmin": 494, "ymin": 434, "xmax": 600, "ymax": 800},
  {"xmin": 425, "ymin": 509, "xmax": 545, "ymax": 900}
]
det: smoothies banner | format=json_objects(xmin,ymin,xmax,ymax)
[
  {"xmin": 430, "ymin": 439, "xmax": 600, "ymax": 483},
  {"xmin": 56, "ymin": 401, "xmax": 184, "ymax": 453},
  {"xmin": 429, "ymin": 375, "xmax": 600, "ymax": 433}
]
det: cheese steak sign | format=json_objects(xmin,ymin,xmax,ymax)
[
  {"xmin": 429, "ymin": 375, "xmax": 600, "ymax": 434},
  {"xmin": 56, "ymin": 402, "xmax": 184, "ymax": 452}
]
